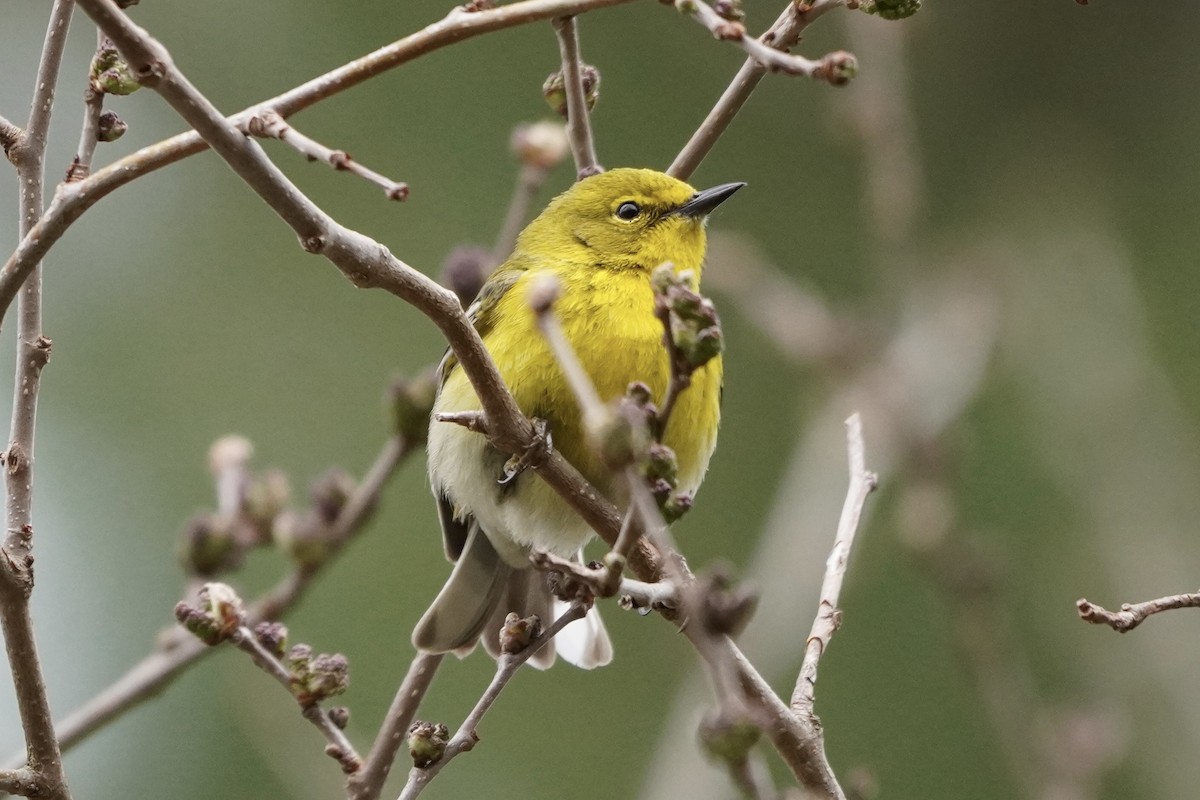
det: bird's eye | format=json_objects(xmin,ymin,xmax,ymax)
[{"xmin": 615, "ymin": 201, "xmax": 641, "ymax": 221}]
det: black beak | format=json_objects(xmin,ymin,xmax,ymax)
[{"xmin": 670, "ymin": 181, "xmax": 746, "ymax": 218}]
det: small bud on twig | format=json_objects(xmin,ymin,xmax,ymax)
[
  {"xmin": 439, "ymin": 246, "xmax": 494, "ymax": 308},
  {"xmin": 175, "ymin": 582, "xmax": 246, "ymax": 645},
  {"xmin": 389, "ymin": 370, "xmax": 437, "ymax": 444},
  {"xmin": 90, "ymin": 39, "xmax": 141, "ymax": 95},
  {"xmin": 254, "ymin": 621, "xmax": 289, "ymax": 658},
  {"xmin": 542, "ymin": 65, "xmax": 600, "ymax": 118},
  {"xmin": 96, "ymin": 110, "xmax": 128, "ymax": 142},
  {"xmin": 510, "ymin": 121, "xmax": 571, "ymax": 170},
  {"xmin": 408, "ymin": 721, "xmax": 450, "ymax": 768},
  {"xmin": 499, "ymin": 611, "xmax": 543, "ymax": 655}
]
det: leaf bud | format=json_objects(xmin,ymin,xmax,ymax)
[
  {"xmin": 859, "ymin": 0, "xmax": 920, "ymax": 19},
  {"xmin": 408, "ymin": 721, "xmax": 449, "ymax": 769},
  {"xmin": 96, "ymin": 110, "xmax": 128, "ymax": 142},
  {"xmin": 499, "ymin": 611, "xmax": 542, "ymax": 655},
  {"xmin": 439, "ymin": 245, "xmax": 493, "ymax": 308},
  {"xmin": 178, "ymin": 512, "xmax": 240, "ymax": 577},
  {"xmin": 389, "ymin": 370, "xmax": 437, "ymax": 444},
  {"xmin": 510, "ymin": 120, "xmax": 570, "ymax": 169},
  {"xmin": 254, "ymin": 621, "xmax": 289, "ymax": 659},
  {"xmin": 541, "ymin": 64, "xmax": 600, "ymax": 118},
  {"xmin": 90, "ymin": 39, "xmax": 141, "ymax": 95}
]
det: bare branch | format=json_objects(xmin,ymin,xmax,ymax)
[
  {"xmin": 2, "ymin": 434, "xmax": 411, "ymax": 768},
  {"xmin": 0, "ymin": 767, "xmax": 40, "ymax": 797},
  {"xmin": 395, "ymin": 603, "xmax": 588, "ymax": 800},
  {"xmin": 790, "ymin": 413, "xmax": 876, "ymax": 717},
  {"xmin": 1, "ymin": 0, "xmax": 639, "ymax": 331},
  {"xmin": 668, "ymin": 0, "xmax": 845, "ymax": 180},
  {"xmin": 246, "ymin": 110, "xmax": 409, "ymax": 201},
  {"xmin": 227, "ymin": 626, "xmax": 361, "ymax": 774},
  {"xmin": 345, "ymin": 652, "xmax": 445, "ymax": 800},
  {"xmin": 678, "ymin": 0, "xmax": 856, "ymax": 83},
  {"xmin": 1077, "ymin": 592, "xmax": 1200, "ymax": 634},
  {"xmin": 552, "ymin": 16, "xmax": 602, "ymax": 179},
  {"xmin": 0, "ymin": 3, "xmax": 77, "ymax": 799}
]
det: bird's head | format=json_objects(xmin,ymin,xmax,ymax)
[{"xmin": 517, "ymin": 168, "xmax": 744, "ymax": 275}]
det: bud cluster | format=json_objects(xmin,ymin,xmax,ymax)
[
  {"xmin": 857, "ymin": 0, "xmax": 920, "ymax": 19},
  {"xmin": 542, "ymin": 65, "xmax": 601, "ymax": 118},
  {"xmin": 90, "ymin": 39, "xmax": 141, "ymax": 96},
  {"xmin": 288, "ymin": 645, "xmax": 351, "ymax": 705},
  {"xmin": 651, "ymin": 265, "xmax": 724, "ymax": 376},
  {"xmin": 174, "ymin": 582, "xmax": 246, "ymax": 646}
]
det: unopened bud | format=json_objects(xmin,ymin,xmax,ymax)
[
  {"xmin": 90, "ymin": 40, "xmax": 140, "ymax": 95},
  {"xmin": 408, "ymin": 721, "xmax": 450, "ymax": 768},
  {"xmin": 97, "ymin": 110, "xmax": 128, "ymax": 142},
  {"xmin": 499, "ymin": 611, "xmax": 542, "ymax": 655},
  {"xmin": 439, "ymin": 246, "xmax": 493, "ymax": 308},
  {"xmin": 542, "ymin": 65, "xmax": 600, "ymax": 118},
  {"xmin": 859, "ymin": 0, "xmax": 920, "ymax": 19},
  {"xmin": 389, "ymin": 370, "xmax": 437, "ymax": 444},
  {"xmin": 511, "ymin": 121, "xmax": 570, "ymax": 169}
]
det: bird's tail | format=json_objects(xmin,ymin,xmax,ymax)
[{"xmin": 411, "ymin": 528, "xmax": 612, "ymax": 670}]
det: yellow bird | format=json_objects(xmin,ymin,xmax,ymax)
[{"xmin": 414, "ymin": 168, "xmax": 742, "ymax": 668}]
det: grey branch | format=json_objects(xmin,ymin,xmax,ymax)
[
  {"xmin": 1077, "ymin": 592, "xmax": 1200, "ymax": 634},
  {"xmin": 246, "ymin": 109, "xmax": 409, "ymax": 201},
  {"xmin": 395, "ymin": 603, "xmax": 588, "ymax": 800},
  {"xmin": 678, "ymin": 0, "xmax": 856, "ymax": 82},
  {"xmin": 668, "ymin": 0, "xmax": 846, "ymax": 180},
  {"xmin": 552, "ymin": 15, "xmax": 603, "ymax": 179},
  {"xmin": 790, "ymin": 412, "xmax": 877, "ymax": 717},
  {"xmin": 0, "ymin": 2, "xmax": 77, "ymax": 799}
]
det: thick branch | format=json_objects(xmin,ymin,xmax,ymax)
[
  {"xmin": 0, "ymin": 0, "xmax": 638, "ymax": 331},
  {"xmin": 1077, "ymin": 592, "xmax": 1200, "ymax": 633}
]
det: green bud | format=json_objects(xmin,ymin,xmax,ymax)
[
  {"xmin": 175, "ymin": 582, "xmax": 245, "ymax": 645},
  {"xmin": 662, "ymin": 491, "xmax": 694, "ymax": 523},
  {"xmin": 698, "ymin": 710, "xmax": 761, "ymax": 765},
  {"xmin": 641, "ymin": 442, "xmax": 678, "ymax": 486},
  {"xmin": 177, "ymin": 512, "xmax": 239, "ymax": 577},
  {"xmin": 389, "ymin": 370, "xmax": 437, "ymax": 444},
  {"xmin": 287, "ymin": 646, "xmax": 350, "ymax": 704},
  {"xmin": 273, "ymin": 510, "xmax": 333, "ymax": 569},
  {"xmin": 409, "ymin": 721, "xmax": 450, "ymax": 769},
  {"xmin": 244, "ymin": 469, "xmax": 291, "ymax": 538},
  {"xmin": 90, "ymin": 40, "xmax": 140, "ymax": 95},
  {"xmin": 96, "ymin": 110, "xmax": 128, "ymax": 142},
  {"xmin": 860, "ymin": 0, "xmax": 920, "ymax": 19},
  {"xmin": 542, "ymin": 64, "xmax": 600, "ymax": 118}
]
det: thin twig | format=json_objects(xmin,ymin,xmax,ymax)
[
  {"xmin": 492, "ymin": 163, "xmax": 549, "ymax": 263},
  {"xmin": 395, "ymin": 603, "xmax": 588, "ymax": 800},
  {"xmin": 67, "ymin": 4, "xmax": 839, "ymax": 792},
  {"xmin": 552, "ymin": 16, "xmax": 602, "ymax": 179},
  {"xmin": 679, "ymin": 0, "xmax": 855, "ymax": 82},
  {"xmin": 667, "ymin": 0, "xmax": 845, "ymax": 180},
  {"xmin": 228, "ymin": 626, "xmax": 362, "ymax": 773},
  {"xmin": 1077, "ymin": 592, "xmax": 1200, "ymax": 633},
  {"xmin": 345, "ymin": 652, "xmax": 445, "ymax": 800},
  {"xmin": 2, "ymin": 435, "xmax": 411, "ymax": 770},
  {"xmin": 246, "ymin": 110, "xmax": 409, "ymax": 201},
  {"xmin": 0, "ymin": 3, "xmax": 76, "ymax": 799},
  {"xmin": 0, "ymin": 0, "xmax": 640, "ymax": 331},
  {"xmin": 790, "ymin": 413, "xmax": 876, "ymax": 718},
  {"xmin": 67, "ymin": 30, "xmax": 107, "ymax": 183}
]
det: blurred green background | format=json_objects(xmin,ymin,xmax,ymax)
[{"xmin": 3, "ymin": 1, "xmax": 1200, "ymax": 798}]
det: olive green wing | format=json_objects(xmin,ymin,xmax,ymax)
[{"xmin": 434, "ymin": 263, "xmax": 527, "ymax": 562}]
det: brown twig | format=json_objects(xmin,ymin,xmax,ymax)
[
  {"xmin": 67, "ymin": 3, "xmax": 842, "ymax": 792},
  {"xmin": 0, "ymin": 3, "xmax": 77, "ymax": 799},
  {"xmin": 1077, "ymin": 592, "xmax": 1200, "ymax": 634},
  {"xmin": 2, "ymin": 435, "xmax": 412, "ymax": 770},
  {"xmin": 246, "ymin": 110, "xmax": 409, "ymax": 201},
  {"xmin": 668, "ymin": 0, "xmax": 845, "ymax": 180},
  {"xmin": 395, "ymin": 603, "xmax": 588, "ymax": 800},
  {"xmin": 227, "ymin": 626, "xmax": 362, "ymax": 774},
  {"xmin": 66, "ymin": 31, "xmax": 107, "ymax": 183},
  {"xmin": 678, "ymin": 0, "xmax": 856, "ymax": 82},
  {"xmin": 344, "ymin": 652, "xmax": 445, "ymax": 800},
  {"xmin": 551, "ymin": 16, "xmax": 602, "ymax": 179},
  {"xmin": 0, "ymin": 0, "xmax": 640, "ymax": 332},
  {"xmin": 790, "ymin": 413, "xmax": 876, "ymax": 718}
]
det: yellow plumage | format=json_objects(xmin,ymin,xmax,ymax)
[{"xmin": 415, "ymin": 168, "xmax": 740, "ymax": 668}]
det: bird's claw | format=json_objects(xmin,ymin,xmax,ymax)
[{"xmin": 498, "ymin": 418, "xmax": 553, "ymax": 488}]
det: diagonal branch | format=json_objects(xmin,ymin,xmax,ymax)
[
  {"xmin": 789, "ymin": 412, "xmax": 877, "ymax": 718},
  {"xmin": 667, "ymin": 0, "xmax": 845, "ymax": 180}
]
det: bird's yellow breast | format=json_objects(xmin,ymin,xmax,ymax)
[{"xmin": 442, "ymin": 263, "xmax": 721, "ymax": 498}]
